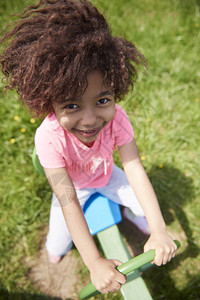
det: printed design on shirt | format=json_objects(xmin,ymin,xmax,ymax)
[
  {"xmin": 68, "ymin": 156, "xmax": 105, "ymax": 174},
  {"xmin": 90, "ymin": 157, "xmax": 104, "ymax": 173},
  {"xmin": 67, "ymin": 152, "xmax": 112, "ymax": 180}
]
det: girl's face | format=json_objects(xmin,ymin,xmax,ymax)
[{"xmin": 53, "ymin": 71, "xmax": 115, "ymax": 146}]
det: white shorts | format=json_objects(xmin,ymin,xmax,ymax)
[{"xmin": 46, "ymin": 164, "xmax": 145, "ymax": 256}]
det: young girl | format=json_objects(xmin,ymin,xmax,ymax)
[{"xmin": 0, "ymin": 0, "xmax": 177, "ymax": 295}]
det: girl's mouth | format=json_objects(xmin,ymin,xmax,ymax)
[{"xmin": 74, "ymin": 127, "xmax": 101, "ymax": 137}]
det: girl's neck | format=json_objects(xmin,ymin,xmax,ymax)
[{"xmin": 84, "ymin": 141, "xmax": 95, "ymax": 147}]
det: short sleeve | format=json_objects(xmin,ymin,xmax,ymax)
[
  {"xmin": 35, "ymin": 125, "xmax": 66, "ymax": 169},
  {"xmin": 113, "ymin": 105, "xmax": 134, "ymax": 147}
]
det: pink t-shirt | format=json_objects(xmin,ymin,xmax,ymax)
[{"xmin": 35, "ymin": 104, "xmax": 134, "ymax": 189}]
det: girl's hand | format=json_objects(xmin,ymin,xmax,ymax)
[
  {"xmin": 89, "ymin": 257, "xmax": 126, "ymax": 294},
  {"xmin": 144, "ymin": 231, "xmax": 177, "ymax": 266}
]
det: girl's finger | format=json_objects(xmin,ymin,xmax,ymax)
[
  {"xmin": 112, "ymin": 259, "xmax": 127, "ymax": 284},
  {"xmin": 162, "ymin": 254, "xmax": 170, "ymax": 265},
  {"xmin": 163, "ymin": 246, "xmax": 173, "ymax": 264},
  {"xmin": 168, "ymin": 246, "xmax": 177, "ymax": 261},
  {"xmin": 156, "ymin": 245, "xmax": 176, "ymax": 265},
  {"xmin": 154, "ymin": 248, "xmax": 164, "ymax": 266},
  {"xmin": 171, "ymin": 251, "xmax": 176, "ymax": 259},
  {"xmin": 100, "ymin": 289, "xmax": 109, "ymax": 295},
  {"xmin": 115, "ymin": 270, "xmax": 127, "ymax": 285},
  {"xmin": 111, "ymin": 281, "xmax": 122, "ymax": 291},
  {"xmin": 112, "ymin": 259, "xmax": 123, "ymax": 267},
  {"xmin": 153, "ymin": 256, "xmax": 162, "ymax": 266}
]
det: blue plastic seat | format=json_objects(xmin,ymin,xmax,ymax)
[{"xmin": 83, "ymin": 193, "xmax": 122, "ymax": 235}]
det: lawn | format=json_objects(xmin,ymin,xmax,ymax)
[{"xmin": 0, "ymin": 0, "xmax": 199, "ymax": 299}]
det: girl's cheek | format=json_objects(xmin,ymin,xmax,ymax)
[{"xmin": 108, "ymin": 106, "xmax": 115, "ymax": 121}]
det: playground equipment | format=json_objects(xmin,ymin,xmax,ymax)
[
  {"xmin": 32, "ymin": 148, "xmax": 180, "ymax": 300},
  {"xmin": 80, "ymin": 194, "xmax": 180, "ymax": 299}
]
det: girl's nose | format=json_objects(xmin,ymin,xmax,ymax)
[{"xmin": 81, "ymin": 108, "xmax": 97, "ymax": 126}]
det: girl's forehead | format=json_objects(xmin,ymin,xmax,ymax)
[
  {"xmin": 56, "ymin": 71, "xmax": 114, "ymax": 105},
  {"xmin": 71, "ymin": 72, "xmax": 113, "ymax": 99},
  {"xmin": 86, "ymin": 71, "xmax": 113, "ymax": 90},
  {"xmin": 64, "ymin": 90, "xmax": 114, "ymax": 104}
]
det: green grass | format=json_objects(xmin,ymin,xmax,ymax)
[{"xmin": 0, "ymin": 0, "xmax": 200, "ymax": 299}]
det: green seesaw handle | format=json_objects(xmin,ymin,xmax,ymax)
[{"xmin": 79, "ymin": 240, "xmax": 180, "ymax": 300}]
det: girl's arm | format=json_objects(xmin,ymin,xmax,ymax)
[
  {"xmin": 44, "ymin": 167, "xmax": 126, "ymax": 294},
  {"xmin": 118, "ymin": 140, "xmax": 177, "ymax": 266}
]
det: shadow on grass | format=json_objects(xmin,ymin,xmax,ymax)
[
  {"xmin": 0, "ymin": 287, "xmax": 62, "ymax": 300},
  {"xmin": 148, "ymin": 165, "xmax": 199, "ymax": 257},
  {"xmin": 178, "ymin": 0, "xmax": 200, "ymax": 9},
  {"xmin": 0, "ymin": 286, "xmax": 75, "ymax": 300},
  {"xmin": 119, "ymin": 165, "xmax": 199, "ymax": 300},
  {"xmin": 177, "ymin": 0, "xmax": 200, "ymax": 17},
  {"xmin": 195, "ymin": 0, "xmax": 200, "ymax": 7},
  {"xmin": 145, "ymin": 165, "xmax": 199, "ymax": 300}
]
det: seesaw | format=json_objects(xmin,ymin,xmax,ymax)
[{"xmin": 32, "ymin": 147, "xmax": 180, "ymax": 300}]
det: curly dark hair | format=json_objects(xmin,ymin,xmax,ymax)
[{"xmin": 0, "ymin": 0, "xmax": 148, "ymax": 117}]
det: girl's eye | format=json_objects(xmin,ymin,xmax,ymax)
[
  {"xmin": 64, "ymin": 103, "xmax": 78, "ymax": 110},
  {"xmin": 97, "ymin": 98, "xmax": 110, "ymax": 105}
]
